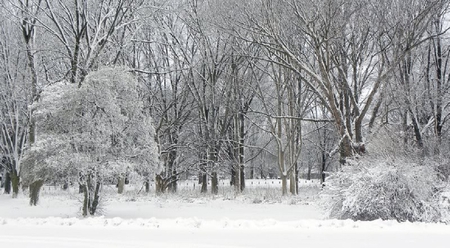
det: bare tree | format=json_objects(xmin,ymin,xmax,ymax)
[
  {"xmin": 236, "ymin": 0, "xmax": 442, "ymax": 164},
  {"xmin": 35, "ymin": 0, "xmax": 142, "ymax": 85}
]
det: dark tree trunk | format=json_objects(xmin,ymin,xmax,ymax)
[
  {"xmin": 62, "ymin": 182, "xmax": 69, "ymax": 190},
  {"xmin": 170, "ymin": 171, "xmax": 177, "ymax": 193},
  {"xmin": 307, "ymin": 164, "xmax": 312, "ymax": 180},
  {"xmin": 82, "ymin": 174, "xmax": 102, "ymax": 217},
  {"xmin": 230, "ymin": 167, "xmax": 236, "ymax": 186},
  {"xmin": 145, "ymin": 180, "xmax": 150, "ymax": 193},
  {"xmin": 79, "ymin": 183, "xmax": 84, "ymax": 193},
  {"xmin": 200, "ymin": 173, "xmax": 207, "ymax": 193},
  {"xmin": 155, "ymin": 174, "xmax": 164, "ymax": 195},
  {"xmin": 321, "ymin": 151, "xmax": 327, "ymax": 185},
  {"xmin": 238, "ymin": 111, "xmax": 245, "ymax": 192},
  {"xmin": 211, "ymin": 171, "xmax": 218, "ymax": 195},
  {"xmin": 167, "ymin": 150, "xmax": 177, "ymax": 193},
  {"xmin": 29, "ymin": 179, "xmax": 44, "ymax": 206},
  {"xmin": 339, "ymin": 134, "xmax": 353, "ymax": 165},
  {"xmin": 11, "ymin": 170, "xmax": 20, "ymax": 198},
  {"xmin": 82, "ymin": 184, "xmax": 88, "ymax": 216},
  {"xmin": 4, "ymin": 172, "xmax": 11, "ymax": 194},
  {"xmin": 239, "ymin": 164, "xmax": 245, "ymax": 192},
  {"xmin": 89, "ymin": 181, "xmax": 101, "ymax": 215}
]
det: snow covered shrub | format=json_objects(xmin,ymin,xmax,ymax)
[
  {"xmin": 322, "ymin": 157, "xmax": 441, "ymax": 222},
  {"xmin": 23, "ymin": 67, "xmax": 159, "ymax": 215}
]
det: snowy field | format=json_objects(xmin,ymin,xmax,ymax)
[{"xmin": 1, "ymin": 181, "xmax": 450, "ymax": 248}]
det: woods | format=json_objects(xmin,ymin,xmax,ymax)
[{"xmin": 1, "ymin": 0, "xmax": 450, "ymax": 221}]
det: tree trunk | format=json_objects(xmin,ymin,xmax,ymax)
[
  {"xmin": 239, "ymin": 164, "xmax": 245, "ymax": 192},
  {"xmin": 82, "ymin": 175, "xmax": 102, "ymax": 217},
  {"xmin": 89, "ymin": 181, "xmax": 101, "ymax": 215},
  {"xmin": 321, "ymin": 150, "xmax": 327, "ymax": 186},
  {"xmin": 82, "ymin": 184, "xmax": 88, "ymax": 217},
  {"xmin": 169, "ymin": 173, "xmax": 177, "ymax": 193},
  {"xmin": 200, "ymin": 173, "xmax": 207, "ymax": 193},
  {"xmin": 307, "ymin": 164, "xmax": 312, "ymax": 180},
  {"xmin": 117, "ymin": 177, "xmax": 125, "ymax": 194},
  {"xmin": 289, "ymin": 172, "xmax": 296, "ymax": 195},
  {"xmin": 62, "ymin": 182, "xmax": 69, "ymax": 190},
  {"xmin": 155, "ymin": 174, "xmax": 164, "ymax": 195},
  {"xmin": 145, "ymin": 180, "xmax": 150, "ymax": 193},
  {"xmin": 29, "ymin": 179, "xmax": 44, "ymax": 206},
  {"xmin": 78, "ymin": 183, "xmax": 85, "ymax": 193},
  {"xmin": 238, "ymin": 110, "xmax": 246, "ymax": 192},
  {"xmin": 211, "ymin": 171, "xmax": 218, "ymax": 195},
  {"xmin": 231, "ymin": 166, "xmax": 236, "ymax": 186},
  {"xmin": 11, "ymin": 170, "xmax": 20, "ymax": 198},
  {"xmin": 4, "ymin": 172, "xmax": 11, "ymax": 194},
  {"xmin": 339, "ymin": 134, "xmax": 353, "ymax": 165},
  {"xmin": 290, "ymin": 162, "xmax": 298, "ymax": 195},
  {"xmin": 281, "ymin": 174, "xmax": 287, "ymax": 196},
  {"xmin": 166, "ymin": 148, "xmax": 177, "ymax": 193}
]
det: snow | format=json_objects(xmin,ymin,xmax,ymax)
[{"xmin": 1, "ymin": 184, "xmax": 450, "ymax": 247}]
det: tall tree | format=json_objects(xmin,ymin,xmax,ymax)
[{"xmin": 237, "ymin": 0, "xmax": 441, "ymax": 164}]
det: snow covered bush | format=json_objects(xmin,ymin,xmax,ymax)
[
  {"xmin": 22, "ymin": 67, "xmax": 159, "ymax": 216},
  {"xmin": 322, "ymin": 157, "xmax": 441, "ymax": 222}
]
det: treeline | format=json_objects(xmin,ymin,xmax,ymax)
[{"xmin": 1, "ymin": 0, "xmax": 449, "ymax": 204}]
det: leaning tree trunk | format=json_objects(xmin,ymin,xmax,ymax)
[{"xmin": 89, "ymin": 181, "xmax": 101, "ymax": 215}]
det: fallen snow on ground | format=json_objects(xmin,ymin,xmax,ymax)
[
  {"xmin": 1, "ymin": 216, "xmax": 450, "ymax": 248},
  {"xmin": 1, "ymin": 185, "xmax": 450, "ymax": 247}
]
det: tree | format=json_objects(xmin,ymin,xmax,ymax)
[
  {"xmin": 237, "ymin": 0, "xmax": 441, "ymax": 164},
  {"xmin": 22, "ymin": 67, "xmax": 159, "ymax": 213},
  {"xmin": 139, "ymin": 6, "xmax": 196, "ymax": 194},
  {"xmin": 0, "ymin": 3, "xmax": 30, "ymax": 197},
  {"xmin": 34, "ymin": 0, "xmax": 143, "ymax": 85},
  {"xmin": 252, "ymin": 58, "xmax": 311, "ymax": 195}
]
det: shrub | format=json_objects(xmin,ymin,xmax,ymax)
[{"xmin": 322, "ymin": 157, "xmax": 441, "ymax": 222}]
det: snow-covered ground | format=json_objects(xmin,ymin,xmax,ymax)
[{"xmin": 1, "ymin": 183, "xmax": 450, "ymax": 247}]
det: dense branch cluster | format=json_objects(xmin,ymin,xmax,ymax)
[{"xmin": 1, "ymin": 0, "xmax": 450, "ymax": 220}]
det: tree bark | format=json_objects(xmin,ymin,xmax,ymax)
[
  {"xmin": 4, "ymin": 172, "xmax": 11, "ymax": 194},
  {"xmin": 155, "ymin": 174, "xmax": 164, "ymax": 195},
  {"xmin": 211, "ymin": 171, "xmax": 218, "ymax": 195},
  {"xmin": 145, "ymin": 180, "xmax": 150, "ymax": 193},
  {"xmin": 82, "ymin": 174, "xmax": 102, "ymax": 217},
  {"xmin": 11, "ymin": 170, "xmax": 20, "ymax": 198},
  {"xmin": 82, "ymin": 184, "xmax": 88, "ymax": 217},
  {"xmin": 89, "ymin": 181, "xmax": 101, "ymax": 215},
  {"xmin": 281, "ymin": 174, "xmax": 287, "ymax": 196},
  {"xmin": 29, "ymin": 179, "xmax": 44, "ymax": 206},
  {"xmin": 200, "ymin": 173, "xmax": 207, "ymax": 193},
  {"xmin": 117, "ymin": 177, "xmax": 125, "ymax": 194},
  {"xmin": 289, "ymin": 169, "xmax": 297, "ymax": 195}
]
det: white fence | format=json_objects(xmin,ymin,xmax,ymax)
[{"xmin": 40, "ymin": 179, "xmax": 322, "ymax": 193}]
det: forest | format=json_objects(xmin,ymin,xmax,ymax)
[{"xmin": 1, "ymin": 0, "xmax": 450, "ymax": 222}]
